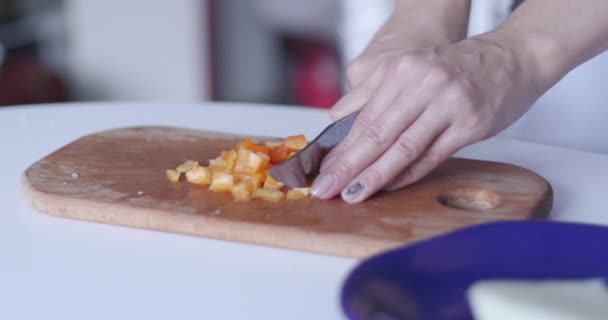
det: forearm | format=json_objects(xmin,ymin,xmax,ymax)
[
  {"xmin": 367, "ymin": 0, "xmax": 471, "ymax": 50},
  {"xmin": 479, "ymin": 0, "xmax": 608, "ymax": 92}
]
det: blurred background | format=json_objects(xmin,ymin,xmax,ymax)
[
  {"xmin": 0, "ymin": 0, "xmax": 394, "ymax": 109},
  {"xmin": 2, "ymin": 0, "xmax": 608, "ymax": 153}
]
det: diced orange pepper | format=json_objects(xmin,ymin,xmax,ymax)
[
  {"xmin": 209, "ymin": 171, "xmax": 234, "ymax": 192},
  {"xmin": 255, "ymin": 152, "xmax": 270, "ymax": 173},
  {"xmin": 209, "ymin": 157, "xmax": 226, "ymax": 167},
  {"xmin": 286, "ymin": 190, "xmax": 306, "ymax": 200},
  {"xmin": 237, "ymin": 173, "xmax": 265, "ymax": 188},
  {"xmin": 238, "ymin": 139, "xmax": 270, "ymax": 154},
  {"xmin": 264, "ymin": 141, "xmax": 283, "ymax": 148},
  {"xmin": 235, "ymin": 149, "xmax": 269, "ymax": 174},
  {"xmin": 252, "ymin": 188, "xmax": 285, "ymax": 202},
  {"xmin": 209, "ymin": 165, "xmax": 226, "ymax": 175},
  {"xmin": 166, "ymin": 169, "xmax": 181, "ymax": 182},
  {"xmin": 185, "ymin": 166, "xmax": 212, "ymax": 185},
  {"xmin": 269, "ymin": 144, "xmax": 288, "ymax": 164},
  {"xmin": 170, "ymin": 134, "xmax": 312, "ymax": 202},
  {"xmin": 263, "ymin": 174, "xmax": 284, "ymax": 190},
  {"xmin": 234, "ymin": 148, "xmax": 253, "ymax": 174},
  {"xmin": 176, "ymin": 160, "xmax": 198, "ymax": 173},
  {"xmin": 232, "ymin": 180, "xmax": 254, "ymax": 201},
  {"xmin": 285, "ymin": 135, "xmax": 307, "ymax": 152},
  {"xmin": 225, "ymin": 149, "xmax": 238, "ymax": 171},
  {"xmin": 237, "ymin": 139, "xmax": 254, "ymax": 150}
]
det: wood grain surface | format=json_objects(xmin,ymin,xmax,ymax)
[{"xmin": 21, "ymin": 126, "xmax": 552, "ymax": 258}]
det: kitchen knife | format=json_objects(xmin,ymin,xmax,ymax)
[{"xmin": 269, "ymin": 110, "xmax": 360, "ymax": 188}]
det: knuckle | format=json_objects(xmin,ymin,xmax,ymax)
[
  {"xmin": 419, "ymin": 151, "xmax": 443, "ymax": 168},
  {"xmin": 362, "ymin": 122, "xmax": 389, "ymax": 146},
  {"xmin": 346, "ymin": 59, "xmax": 368, "ymax": 84},
  {"xmin": 462, "ymin": 118, "xmax": 491, "ymax": 142},
  {"xmin": 362, "ymin": 166, "xmax": 385, "ymax": 188},
  {"xmin": 448, "ymin": 81, "xmax": 476, "ymax": 106},
  {"xmin": 426, "ymin": 64, "xmax": 451, "ymax": 84},
  {"xmin": 330, "ymin": 156, "xmax": 355, "ymax": 177},
  {"xmin": 394, "ymin": 167, "xmax": 417, "ymax": 188},
  {"xmin": 395, "ymin": 55, "xmax": 420, "ymax": 74},
  {"xmin": 394, "ymin": 135, "xmax": 420, "ymax": 159},
  {"xmin": 355, "ymin": 113, "xmax": 374, "ymax": 129}
]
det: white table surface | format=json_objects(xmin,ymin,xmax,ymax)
[{"xmin": 1, "ymin": 102, "xmax": 607, "ymax": 320}]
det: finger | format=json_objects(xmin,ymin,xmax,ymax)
[
  {"xmin": 339, "ymin": 110, "xmax": 450, "ymax": 203},
  {"xmin": 384, "ymin": 127, "xmax": 471, "ymax": 191},
  {"xmin": 313, "ymin": 85, "xmax": 430, "ymax": 199},
  {"xmin": 330, "ymin": 63, "xmax": 385, "ymax": 120},
  {"xmin": 322, "ymin": 60, "xmax": 429, "ymax": 172},
  {"xmin": 346, "ymin": 55, "xmax": 382, "ymax": 89},
  {"xmin": 328, "ymin": 85, "xmax": 372, "ymax": 122}
]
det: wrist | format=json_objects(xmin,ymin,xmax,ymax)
[
  {"xmin": 392, "ymin": 0, "xmax": 470, "ymax": 43},
  {"xmin": 367, "ymin": 0, "xmax": 469, "ymax": 51},
  {"xmin": 476, "ymin": 24, "xmax": 576, "ymax": 94},
  {"xmin": 475, "ymin": 26, "xmax": 567, "ymax": 96}
]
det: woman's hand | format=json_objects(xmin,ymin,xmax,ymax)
[
  {"xmin": 313, "ymin": 35, "xmax": 544, "ymax": 203},
  {"xmin": 313, "ymin": 0, "xmax": 608, "ymax": 203},
  {"xmin": 344, "ymin": 0, "xmax": 470, "ymax": 92}
]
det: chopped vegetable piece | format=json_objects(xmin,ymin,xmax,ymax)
[
  {"xmin": 237, "ymin": 173, "xmax": 265, "ymax": 188},
  {"xmin": 250, "ymin": 144, "xmax": 270, "ymax": 154},
  {"xmin": 285, "ymin": 135, "xmax": 307, "ymax": 152},
  {"xmin": 225, "ymin": 150, "xmax": 238, "ymax": 171},
  {"xmin": 209, "ymin": 172, "xmax": 234, "ymax": 192},
  {"xmin": 234, "ymin": 148, "xmax": 251, "ymax": 174},
  {"xmin": 252, "ymin": 188, "xmax": 285, "ymax": 202},
  {"xmin": 269, "ymin": 144, "xmax": 288, "ymax": 164},
  {"xmin": 185, "ymin": 166, "xmax": 212, "ymax": 185},
  {"xmin": 237, "ymin": 139, "xmax": 254, "ymax": 150},
  {"xmin": 169, "ymin": 134, "xmax": 311, "ymax": 201},
  {"xmin": 209, "ymin": 165, "xmax": 226, "ymax": 175},
  {"xmin": 166, "ymin": 169, "xmax": 181, "ymax": 182},
  {"xmin": 286, "ymin": 189, "xmax": 309, "ymax": 200},
  {"xmin": 264, "ymin": 141, "xmax": 282, "ymax": 148},
  {"xmin": 235, "ymin": 149, "xmax": 268, "ymax": 174},
  {"xmin": 209, "ymin": 157, "xmax": 226, "ymax": 167},
  {"xmin": 263, "ymin": 174, "xmax": 284, "ymax": 190},
  {"xmin": 238, "ymin": 139, "xmax": 269, "ymax": 154},
  {"xmin": 293, "ymin": 187, "xmax": 311, "ymax": 196},
  {"xmin": 176, "ymin": 160, "xmax": 198, "ymax": 173},
  {"xmin": 254, "ymin": 152, "xmax": 271, "ymax": 173},
  {"xmin": 232, "ymin": 180, "xmax": 254, "ymax": 201}
]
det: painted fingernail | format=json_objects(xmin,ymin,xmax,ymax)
[
  {"xmin": 312, "ymin": 174, "xmax": 336, "ymax": 198},
  {"xmin": 342, "ymin": 181, "xmax": 365, "ymax": 202}
]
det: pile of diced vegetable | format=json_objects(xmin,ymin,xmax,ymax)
[{"xmin": 166, "ymin": 135, "xmax": 311, "ymax": 202}]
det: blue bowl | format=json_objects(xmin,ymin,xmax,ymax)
[{"xmin": 341, "ymin": 221, "xmax": 608, "ymax": 320}]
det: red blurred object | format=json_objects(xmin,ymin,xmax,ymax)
[
  {"xmin": 290, "ymin": 40, "xmax": 340, "ymax": 109},
  {"xmin": 0, "ymin": 53, "xmax": 69, "ymax": 106}
]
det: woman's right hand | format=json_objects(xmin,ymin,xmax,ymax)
[{"xmin": 341, "ymin": 0, "xmax": 471, "ymax": 106}]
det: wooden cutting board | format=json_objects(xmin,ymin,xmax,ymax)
[{"xmin": 21, "ymin": 126, "xmax": 552, "ymax": 258}]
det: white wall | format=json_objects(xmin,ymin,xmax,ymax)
[
  {"xmin": 65, "ymin": 0, "xmax": 209, "ymax": 102},
  {"xmin": 501, "ymin": 52, "xmax": 608, "ymax": 154}
]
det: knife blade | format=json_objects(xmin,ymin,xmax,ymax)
[{"xmin": 269, "ymin": 110, "xmax": 360, "ymax": 188}]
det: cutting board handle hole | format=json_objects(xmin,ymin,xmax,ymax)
[{"xmin": 438, "ymin": 188, "xmax": 502, "ymax": 211}]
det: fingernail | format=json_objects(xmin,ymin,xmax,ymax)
[
  {"xmin": 342, "ymin": 181, "xmax": 365, "ymax": 202},
  {"xmin": 312, "ymin": 174, "xmax": 336, "ymax": 198}
]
